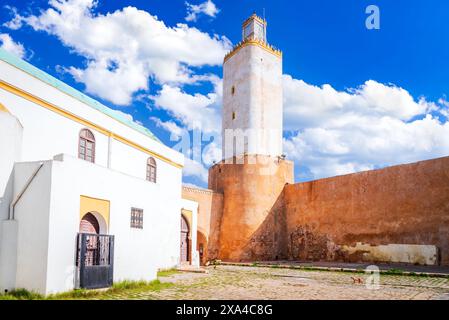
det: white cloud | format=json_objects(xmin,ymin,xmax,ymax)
[
  {"xmin": 283, "ymin": 76, "xmax": 433, "ymax": 130},
  {"xmin": 185, "ymin": 0, "xmax": 219, "ymax": 22},
  {"xmin": 283, "ymin": 75, "xmax": 449, "ymax": 181},
  {"xmin": 150, "ymin": 76, "xmax": 222, "ymax": 135},
  {"xmin": 109, "ymin": 108, "xmax": 135, "ymax": 122},
  {"xmin": 150, "ymin": 117, "xmax": 185, "ymax": 137},
  {"xmin": 2, "ymin": 6, "xmax": 24, "ymax": 30},
  {"xmin": 6, "ymin": 0, "xmax": 231, "ymax": 105},
  {"xmin": 149, "ymin": 76, "xmax": 223, "ymax": 182},
  {"xmin": 183, "ymin": 157, "xmax": 209, "ymax": 182},
  {"xmin": 202, "ymin": 140, "xmax": 222, "ymax": 165},
  {"xmin": 0, "ymin": 33, "xmax": 25, "ymax": 58},
  {"xmin": 438, "ymin": 98, "xmax": 449, "ymax": 118},
  {"xmin": 439, "ymin": 98, "xmax": 449, "ymax": 107}
]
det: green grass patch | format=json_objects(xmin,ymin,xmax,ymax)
[
  {"xmin": 157, "ymin": 269, "xmax": 180, "ymax": 278},
  {"xmin": 48, "ymin": 288, "xmax": 100, "ymax": 300},
  {"xmin": 385, "ymin": 268, "xmax": 405, "ymax": 275},
  {"xmin": 51, "ymin": 280, "xmax": 173, "ymax": 300},
  {"xmin": 52, "ymin": 280, "xmax": 173, "ymax": 300},
  {"xmin": 0, "ymin": 289, "xmax": 44, "ymax": 300},
  {"xmin": 110, "ymin": 280, "xmax": 172, "ymax": 293},
  {"xmin": 1, "ymin": 280, "xmax": 174, "ymax": 300},
  {"xmin": 111, "ymin": 280, "xmax": 151, "ymax": 291}
]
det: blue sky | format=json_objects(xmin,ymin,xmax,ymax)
[{"xmin": 1, "ymin": 0, "xmax": 449, "ymax": 187}]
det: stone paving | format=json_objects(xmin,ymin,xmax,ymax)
[{"xmin": 101, "ymin": 265, "xmax": 449, "ymax": 300}]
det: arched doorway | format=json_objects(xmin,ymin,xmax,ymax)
[
  {"xmin": 180, "ymin": 215, "xmax": 190, "ymax": 263},
  {"xmin": 79, "ymin": 213, "xmax": 101, "ymax": 267},
  {"xmin": 77, "ymin": 212, "xmax": 114, "ymax": 289},
  {"xmin": 80, "ymin": 213, "xmax": 100, "ymax": 234}
]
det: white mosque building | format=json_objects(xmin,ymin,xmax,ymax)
[{"xmin": 0, "ymin": 47, "xmax": 200, "ymax": 295}]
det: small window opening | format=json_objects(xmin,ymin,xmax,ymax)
[
  {"xmin": 146, "ymin": 157, "xmax": 157, "ymax": 183},
  {"xmin": 130, "ymin": 208, "xmax": 144, "ymax": 229}
]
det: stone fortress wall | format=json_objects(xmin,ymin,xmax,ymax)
[
  {"xmin": 191, "ymin": 155, "xmax": 449, "ymax": 266},
  {"xmin": 283, "ymin": 156, "xmax": 449, "ymax": 266}
]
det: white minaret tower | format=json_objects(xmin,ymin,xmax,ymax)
[
  {"xmin": 222, "ymin": 13, "xmax": 283, "ymax": 159},
  {"xmin": 209, "ymin": 15, "xmax": 293, "ymax": 261}
]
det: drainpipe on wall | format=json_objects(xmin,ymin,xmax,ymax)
[{"xmin": 8, "ymin": 162, "xmax": 44, "ymax": 220}]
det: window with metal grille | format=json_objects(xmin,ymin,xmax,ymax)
[
  {"xmin": 79, "ymin": 129, "xmax": 95, "ymax": 163},
  {"xmin": 146, "ymin": 157, "xmax": 157, "ymax": 183},
  {"xmin": 130, "ymin": 208, "xmax": 144, "ymax": 229}
]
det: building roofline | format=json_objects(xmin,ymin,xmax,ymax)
[
  {"xmin": 0, "ymin": 48, "xmax": 160, "ymax": 143},
  {"xmin": 182, "ymin": 185, "xmax": 223, "ymax": 195},
  {"xmin": 288, "ymin": 155, "xmax": 449, "ymax": 187}
]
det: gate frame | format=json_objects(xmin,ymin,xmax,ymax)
[{"xmin": 77, "ymin": 233, "xmax": 115, "ymax": 289}]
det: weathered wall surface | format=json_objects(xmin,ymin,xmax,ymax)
[
  {"xmin": 209, "ymin": 155, "xmax": 294, "ymax": 261},
  {"xmin": 182, "ymin": 187, "xmax": 224, "ymax": 264},
  {"xmin": 284, "ymin": 157, "xmax": 449, "ymax": 266}
]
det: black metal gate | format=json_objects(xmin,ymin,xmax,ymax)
[{"xmin": 76, "ymin": 233, "xmax": 115, "ymax": 289}]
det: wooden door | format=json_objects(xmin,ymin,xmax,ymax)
[{"xmin": 180, "ymin": 216, "xmax": 189, "ymax": 263}]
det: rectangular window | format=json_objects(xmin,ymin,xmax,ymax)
[{"xmin": 130, "ymin": 208, "xmax": 144, "ymax": 229}]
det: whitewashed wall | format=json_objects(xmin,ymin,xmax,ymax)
[
  {"xmin": 223, "ymin": 44, "xmax": 283, "ymax": 158},
  {"xmin": 0, "ymin": 111, "xmax": 22, "ymax": 196},
  {"xmin": 0, "ymin": 111, "xmax": 23, "ymax": 275},
  {"xmin": 8, "ymin": 155, "xmax": 182, "ymax": 294},
  {"xmin": 12, "ymin": 161, "xmax": 52, "ymax": 293}
]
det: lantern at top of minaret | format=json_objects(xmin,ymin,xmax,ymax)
[{"xmin": 242, "ymin": 14, "xmax": 267, "ymax": 42}]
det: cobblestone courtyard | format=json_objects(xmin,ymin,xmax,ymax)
[{"xmin": 102, "ymin": 265, "xmax": 449, "ymax": 300}]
